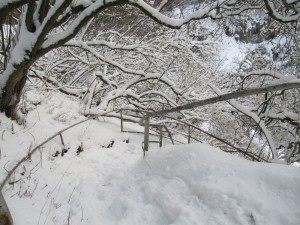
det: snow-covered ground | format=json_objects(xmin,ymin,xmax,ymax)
[
  {"xmin": 0, "ymin": 88, "xmax": 299, "ymax": 225},
  {"xmin": 219, "ymin": 35, "xmax": 256, "ymax": 71}
]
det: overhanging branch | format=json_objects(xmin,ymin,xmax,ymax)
[{"xmin": 146, "ymin": 81, "xmax": 300, "ymax": 117}]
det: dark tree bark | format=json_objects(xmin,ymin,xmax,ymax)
[
  {"xmin": 0, "ymin": 191, "xmax": 13, "ymax": 225},
  {"xmin": 0, "ymin": 0, "xmax": 127, "ymax": 119},
  {"xmin": 0, "ymin": 62, "xmax": 30, "ymax": 118}
]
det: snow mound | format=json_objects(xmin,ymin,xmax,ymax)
[
  {"xmin": 126, "ymin": 144, "xmax": 300, "ymax": 225},
  {"xmin": 1, "ymin": 88, "xmax": 299, "ymax": 225}
]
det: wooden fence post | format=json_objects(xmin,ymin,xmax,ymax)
[
  {"xmin": 159, "ymin": 126, "xmax": 163, "ymax": 148},
  {"xmin": 188, "ymin": 125, "xmax": 191, "ymax": 144},
  {"xmin": 120, "ymin": 109, "xmax": 123, "ymax": 132},
  {"xmin": 144, "ymin": 116, "xmax": 150, "ymax": 152},
  {"xmin": 59, "ymin": 133, "xmax": 65, "ymax": 147}
]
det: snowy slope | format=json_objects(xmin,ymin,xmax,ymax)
[{"xmin": 0, "ymin": 88, "xmax": 299, "ymax": 225}]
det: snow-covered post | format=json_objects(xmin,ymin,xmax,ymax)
[
  {"xmin": 59, "ymin": 134, "xmax": 65, "ymax": 148},
  {"xmin": 188, "ymin": 125, "xmax": 191, "ymax": 144},
  {"xmin": 144, "ymin": 116, "xmax": 150, "ymax": 152},
  {"xmin": 159, "ymin": 125, "xmax": 163, "ymax": 148},
  {"xmin": 120, "ymin": 109, "xmax": 124, "ymax": 132}
]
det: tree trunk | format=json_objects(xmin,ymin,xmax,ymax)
[
  {"xmin": 0, "ymin": 192, "xmax": 13, "ymax": 225},
  {"xmin": 0, "ymin": 63, "xmax": 29, "ymax": 119}
]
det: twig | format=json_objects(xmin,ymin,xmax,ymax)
[
  {"xmin": 67, "ymin": 211, "xmax": 71, "ymax": 225},
  {"xmin": 68, "ymin": 187, "xmax": 76, "ymax": 203},
  {"xmin": 1, "ymin": 130, "xmax": 5, "ymax": 140}
]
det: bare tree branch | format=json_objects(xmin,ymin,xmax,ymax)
[{"xmin": 146, "ymin": 81, "xmax": 300, "ymax": 117}]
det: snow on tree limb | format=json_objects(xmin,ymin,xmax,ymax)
[
  {"xmin": 263, "ymin": 0, "xmax": 300, "ymax": 23},
  {"xmin": 64, "ymin": 40, "xmax": 183, "ymax": 95},
  {"xmin": 208, "ymin": 84, "xmax": 279, "ymax": 160},
  {"xmin": 0, "ymin": 0, "xmax": 30, "ymax": 16},
  {"xmin": 146, "ymin": 80, "xmax": 300, "ymax": 117},
  {"xmin": 128, "ymin": 0, "xmax": 218, "ymax": 28}
]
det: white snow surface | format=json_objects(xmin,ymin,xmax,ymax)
[
  {"xmin": 0, "ymin": 88, "xmax": 299, "ymax": 225},
  {"xmin": 218, "ymin": 35, "xmax": 255, "ymax": 70}
]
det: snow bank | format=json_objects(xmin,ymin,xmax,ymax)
[
  {"xmin": 1, "ymin": 88, "xmax": 299, "ymax": 225},
  {"xmin": 131, "ymin": 144, "xmax": 300, "ymax": 225}
]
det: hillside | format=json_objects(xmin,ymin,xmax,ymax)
[{"xmin": 0, "ymin": 88, "xmax": 299, "ymax": 225}]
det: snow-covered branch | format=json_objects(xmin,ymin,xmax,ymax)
[
  {"xmin": 147, "ymin": 80, "xmax": 300, "ymax": 117},
  {"xmin": 209, "ymin": 83, "xmax": 278, "ymax": 160},
  {"xmin": 263, "ymin": 0, "xmax": 300, "ymax": 23}
]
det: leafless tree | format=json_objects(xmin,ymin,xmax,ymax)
[{"xmin": 1, "ymin": 0, "xmax": 299, "ymax": 119}]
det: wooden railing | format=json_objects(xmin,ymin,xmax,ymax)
[{"xmin": 118, "ymin": 108, "xmax": 270, "ymax": 162}]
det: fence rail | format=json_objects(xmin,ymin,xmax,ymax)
[{"xmin": 118, "ymin": 108, "xmax": 270, "ymax": 162}]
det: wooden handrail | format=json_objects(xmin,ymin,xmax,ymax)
[
  {"xmin": 138, "ymin": 82, "xmax": 300, "ymax": 160},
  {"xmin": 118, "ymin": 108, "xmax": 268, "ymax": 161},
  {"xmin": 146, "ymin": 82, "xmax": 300, "ymax": 118}
]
